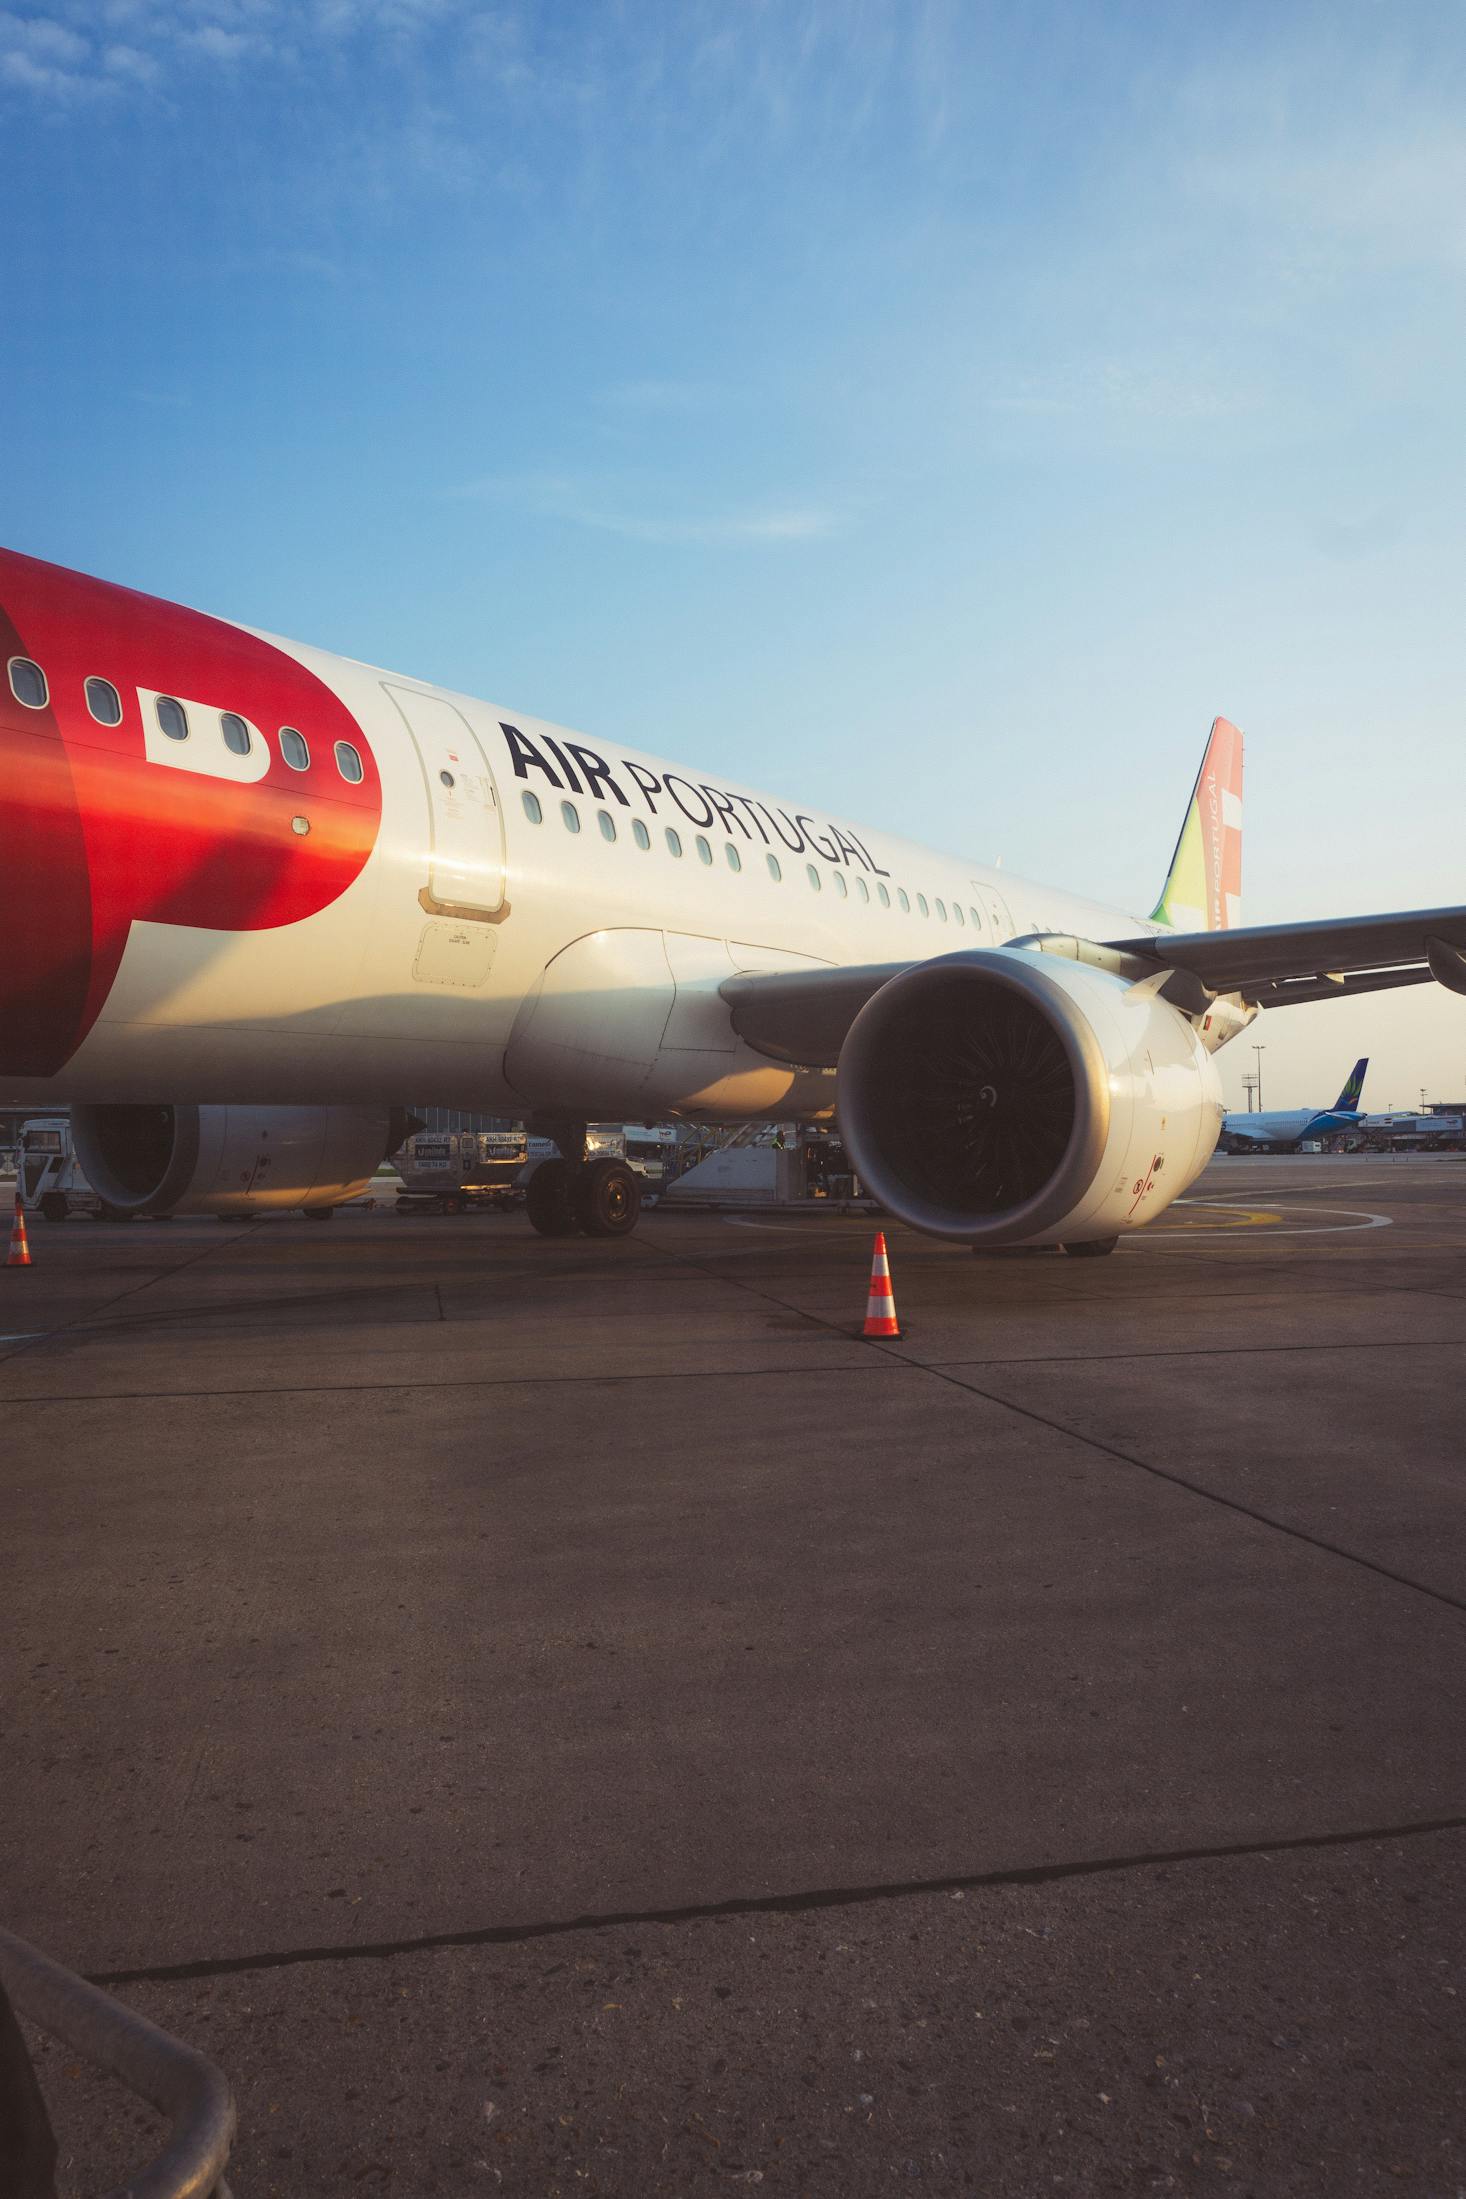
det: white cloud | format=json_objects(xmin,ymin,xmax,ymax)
[
  {"xmin": 597, "ymin": 378, "xmax": 729, "ymax": 415},
  {"xmin": 102, "ymin": 40, "xmax": 157, "ymax": 81},
  {"xmin": 454, "ymin": 471, "xmax": 841, "ymax": 546},
  {"xmin": 0, "ymin": 0, "xmax": 478, "ymax": 97},
  {"xmin": 985, "ymin": 358, "xmax": 1256, "ymax": 424},
  {"xmin": 0, "ymin": 9, "xmax": 87, "ymax": 63},
  {"xmin": 183, "ymin": 22, "xmax": 261, "ymax": 60}
]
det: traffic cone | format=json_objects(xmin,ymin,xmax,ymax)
[
  {"xmin": 862, "ymin": 1230, "xmax": 900, "ymax": 1338},
  {"xmin": 7, "ymin": 1194, "xmax": 32, "ymax": 1269}
]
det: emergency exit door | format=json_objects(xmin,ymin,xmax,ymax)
[
  {"xmin": 384, "ymin": 685, "xmax": 507, "ymax": 920},
  {"xmin": 978, "ymin": 884, "xmax": 1013, "ymax": 944}
]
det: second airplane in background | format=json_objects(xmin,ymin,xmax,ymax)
[{"xmin": 1220, "ymin": 1059, "xmax": 1370, "ymax": 1153}]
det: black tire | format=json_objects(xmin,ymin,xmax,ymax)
[
  {"xmin": 575, "ymin": 1157, "xmax": 643, "ymax": 1239},
  {"xmin": 525, "ymin": 1158, "xmax": 580, "ymax": 1237},
  {"xmin": 39, "ymin": 1193, "xmax": 69, "ymax": 1225},
  {"xmin": 1061, "ymin": 1237, "xmax": 1119, "ymax": 1258},
  {"xmin": 305, "ymin": 1206, "xmax": 335, "ymax": 1221}
]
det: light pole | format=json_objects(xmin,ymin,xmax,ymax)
[
  {"xmin": 1252, "ymin": 1042, "xmax": 1266, "ymax": 1112},
  {"xmin": 1241, "ymin": 1073, "xmax": 1258, "ymax": 1113}
]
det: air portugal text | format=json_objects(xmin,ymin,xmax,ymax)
[{"xmin": 499, "ymin": 722, "xmax": 890, "ymax": 876}]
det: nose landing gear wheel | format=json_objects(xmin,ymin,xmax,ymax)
[
  {"xmin": 575, "ymin": 1157, "xmax": 643, "ymax": 1239},
  {"xmin": 1061, "ymin": 1237, "xmax": 1118, "ymax": 1257},
  {"xmin": 525, "ymin": 1158, "xmax": 581, "ymax": 1237}
]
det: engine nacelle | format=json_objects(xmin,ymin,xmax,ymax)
[
  {"xmin": 71, "ymin": 1103, "xmax": 406, "ymax": 1217},
  {"xmin": 837, "ymin": 950, "xmax": 1223, "ymax": 1247}
]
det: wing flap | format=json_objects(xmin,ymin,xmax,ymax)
[{"xmin": 1103, "ymin": 907, "xmax": 1466, "ymax": 999}]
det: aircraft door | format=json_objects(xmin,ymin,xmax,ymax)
[
  {"xmin": 384, "ymin": 685, "xmax": 507, "ymax": 920},
  {"xmin": 979, "ymin": 884, "xmax": 1013, "ymax": 944}
]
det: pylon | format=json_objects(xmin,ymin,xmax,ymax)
[
  {"xmin": 862, "ymin": 1230, "xmax": 900, "ymax": 1338},
  {"xmin": 7, "ymin": 1194, "xmax": 32, "ymax": 1269}
]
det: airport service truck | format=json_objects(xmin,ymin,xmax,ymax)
[
  {"xmin": 17, "ymin": 1116, "xmax": 106, "ymax": 1221},
  {"xmin": 394, "ymin": 1127, "xmax": 530, "ymax": 1212}
]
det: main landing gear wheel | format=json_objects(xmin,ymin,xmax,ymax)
[
  {"xmin": 525, "ymin": 1158, "xmax": 581, "ymax": 1237},
  {"xmin": 1061, "ymin": 1237, "xmax": 1118, "ymax": 1258},
  {"xmin": 575, "ymin": 1157, "xmax": 643, "ymax": 1239}
]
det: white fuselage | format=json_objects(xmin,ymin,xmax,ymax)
[{"xmin": 23, "ymin": 627, "xmax": 1166, "ymax": 1123}]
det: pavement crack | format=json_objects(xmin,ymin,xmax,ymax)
[
  {"xmin": 89, "ymin": 1812, "xmax": 1466, "ymax": 1988},
  {"xmin": 633, "ymin": 1237, "xmax": 1466, "ymax": 1620},
  {"xmin": 0, "ymin": 1361, "xmax": 909, "ymax": 1406},
  {"xmin": 0, "ymin": 1219, "xmax": 267, "ymax": 1369},
  {"xmin": 930, "ymin": 1359, "xmax": 1466, "ymax": 1618}
]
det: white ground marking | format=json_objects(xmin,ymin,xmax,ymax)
[
  {"xmin": 1137, "ymin": 1205, "xmax": 1393, "ymax": 1241},
  {"xmin": 718, "ymin": 1205, "xmax": 1395, "ymax": 1242}
]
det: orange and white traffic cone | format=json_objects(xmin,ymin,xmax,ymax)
[
  {"xmin": 7, "ymin": 1194, "xmax": 32, "ymax": 1269},
  {"xmin": 862, "ymin": 1230, "xmax": 900, "ymax": 1338}
]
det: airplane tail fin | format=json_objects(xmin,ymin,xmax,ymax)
[
  {"xmin": 1334, "ymin": 1057, "xmax": 1369, "ymax": 1112},
  {"xmin": 1149, "ymin": 717, "xmax": 1244, "ymax": 931}
]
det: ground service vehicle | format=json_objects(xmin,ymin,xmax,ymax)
[{"xmin": 394, "ymin": 1127, "xmax": 529, "ymax": 1211}]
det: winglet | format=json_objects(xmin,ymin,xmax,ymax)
[
  {"xmin": 1333, "ymin": 1057, "xmax": 1368, "ymax": 1112},
  {"xmin": 1150, "ymin": 717, "xmax": 1244, "ymax": 932}
]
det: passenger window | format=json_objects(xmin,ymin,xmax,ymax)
[
  {"xmin": 522, "ymin": 790, "xmax": 543, "ymax": 823},
  {"xmin": 856, "ymin": 877, "xmax": 870, "ymax": 902},
  {"xmin": 156, "ymin": 695, "xmax": 189, "ymax": 741},
  {"xmin": 936, "ymin": 898, "xmax": 947, "ymax": 921},
  {"xmin": 898, "ymin": 888, "xmax": 910, "ymax": 912},
  {"xmin": 953, "ymin": 902, "xmax": 965, "ymax": 927},
  {"xmin": 969, "ymin": 905, "xmax": 982, "ymax": 928},
  {"xmin": 695, "ymin": 834, "xmax": 713, "ymax": 865},
  {"xmin": 877, "ymin": 883, "xmax": 891, "ymax": 908},
  {"xmin": 560, "ymin": 799, "xmax": 581, "ymax": 833},
  {"xmin": 767, "ymin": 853, "xmax": 782, "ymax": 882},
  {"xmin": 85, "ymin": 676, "xmax": 122, "ymax": 725},
  {"xmin": 279, "ymin": 726, "xmax": 309, "ymax": 770},
  {"xmin": 598, "ymin": 809, "xmax": 617, "ymax": 842},
  {"xmin": 725, "ymin": 842, "xmax": 742, "ymax": 872},
  {"xmin": 834, "ymin": 871, "xmax": 848, "ymax": 897},
  {"xmin": 632, "ymin": 818, "xmax": 651, "ymax": 849},
  {"xmin": 666, "ymin": 827, "xmax": 683, "ymax": 857},
  {"xmin": 806, "ymin": 863, "xmax": 822, "ymax": 892},
  {"xmin": 918, "ymin": 893, "xmax": 929, "ymax": 917},
  {"xmin": 8, "ymin": 658, "xmax": 47, "ymax": 709},
  {"xmin": 221, "ymin": 712, "xmax": 252, "ymax": 757},
  {"xmin": 334, "ymin": 738, "xmax": 364, "ymax": 782}
]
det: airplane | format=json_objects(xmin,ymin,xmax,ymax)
[
  {"xmin": 1219, "ymin": 1058, "xmax": 1370, "ymax": 1153},
  {"xmin": 2, "ymin": 545, "xmax": 1464, "ymax": 1254}
]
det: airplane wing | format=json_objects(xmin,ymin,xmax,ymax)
[
  {"xmin": 1100, "ymin": 906, "xmax": 1466, "ymax": 1006},
  {"xmin": 724, "ymin": 906, "xmax": 1466, "ymax": 1067}
]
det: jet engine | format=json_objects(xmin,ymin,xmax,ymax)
[
  {"xmin": 71, "ymin": 1103, "xmax": 410, "ymax": 1217},
  {"xmin": 836, "ymin": 950, "xmax": 1223, "ymax": 1248}
]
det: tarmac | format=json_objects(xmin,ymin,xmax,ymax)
[{"xmin": 2, "ymin": 1153, "xmax": 1464, "ymax": 2197}]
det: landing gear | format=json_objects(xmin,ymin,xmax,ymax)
[
  {"xmin": 575, "ymin": 1157, "xmax": 643, "ymax": 1238},
  {"xmin": 524, "ymin": 1150, "xmax": 644, "ymax": 1239},
  {"xmin": 1061, "ymin": 1237, "xmax": 1118, "ymax": 1258},
  {"xmin": 525, "ymin": 1158, "xmax": 581, "ymax": 1237}
]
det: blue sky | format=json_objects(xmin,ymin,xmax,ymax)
[{"xmin": 5, "ymin": 0, "xmax": 1466, "ymax": 1107}]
